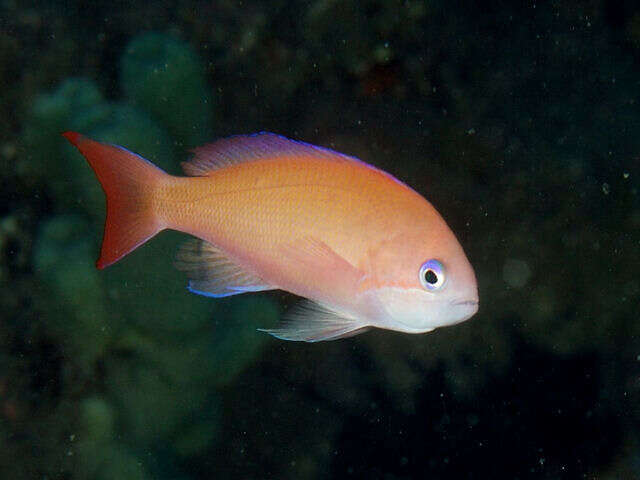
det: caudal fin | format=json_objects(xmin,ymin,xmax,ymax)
[{"xmin": 62, "ymin": 131, "xmax": 169, "ymax": 269}]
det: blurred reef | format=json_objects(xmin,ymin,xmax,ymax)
[
  {"xmin": 3, "ymin": 31, "xmax": 271, "ymax": 479},
  {"xmin": 1, "ymin": 1, "xmax": 639, "ymax": 479}
]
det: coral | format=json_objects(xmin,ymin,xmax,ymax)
[
  {"xmin": 80, "ymin": 397, "xmax": 116, "ymax": 443},
  {"xmin": 33, "ymin": 215, "xmax": 111, "ymax": 368},
  {"xmin": 18, "ymin": 31, "xmax": 273, "ymax": 478},
  {"xmin": 22, "ymin": 79, "xmax": 175, "ymax": 215},
  {"xmin": 121, "ymin": 32, "xmax": 213, "ymax": 148},
  {"xmin": 21, "ymin": 79, "xmax": 104, "ymax": 211}
]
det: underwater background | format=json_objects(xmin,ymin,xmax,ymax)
[{"xmin": 0, "ymin": 0, "xmax": 638, "ymax": 478}]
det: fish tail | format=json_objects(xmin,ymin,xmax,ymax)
[{"xmin": 62, "ymin": 131, "xmax": 168, "ymax": 269}]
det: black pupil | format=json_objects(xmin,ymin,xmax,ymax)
[{"xmin": 424, "ymin": 269, "xmax": 438, "ymax": 284}]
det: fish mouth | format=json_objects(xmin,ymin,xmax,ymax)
[
  {"xmin": 450, "ymin": 298, "xmax": 479, "ymax": 323},
  {"xmin": 451, "ymin": 299, "xmax": 479, "ymax": 307}
]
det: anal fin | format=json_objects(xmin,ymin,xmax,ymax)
[
  {"xmin": 259, "ymin": 300, "xmax": 370, "ymax": 342},
  {"xmin": 176, "ymin": 239, "xmax": 274, "ymax": 297}
]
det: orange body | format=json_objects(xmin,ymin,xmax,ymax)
[
  {"xmin": 160, "ymin": 156, "xmax": 437, "ymax": 299},
  {"xmin": 63, "ymin": 131, "xmax": 478, "ymax": 341}
]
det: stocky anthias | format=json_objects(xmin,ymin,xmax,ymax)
[{"xmin": 63, "ymin": 131, "xmax": 478, "ymax": 342}]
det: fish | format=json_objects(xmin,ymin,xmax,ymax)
[{"xmin": 62, "ymin": 131, "xmax": 478, "ymax": 342}]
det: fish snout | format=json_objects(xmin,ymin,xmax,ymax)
[
  {"xmin": 450, "ymin": 297, "xmax": 479, "ymax": 323},
  {"xmin": 452, "ymin": 299, "xmax": 479, "ymax": 307}
]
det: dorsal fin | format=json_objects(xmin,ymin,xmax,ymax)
[
  {"xmin": 175, "ymin": 239, "xmax": 274, "ymax": 297},
  {"xmin": 181, "ymin": 132, "xmax": 361, "ymax": 176}
]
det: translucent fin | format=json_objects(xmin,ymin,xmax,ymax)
[
  {"xmin": 258, "ymin": 300, "xmax": 370, "ymax": 342},
  {"xmin": 175, "ymin": 239, "xmax": 273, "ymax": 297},
  {"xmin": 181, "ymin": 132, "xmax": 361, "ymax": 176}
]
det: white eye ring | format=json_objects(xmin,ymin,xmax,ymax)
[{"xmin": 419, "ymin": 259, "xmax": 446, "ymax": 291}]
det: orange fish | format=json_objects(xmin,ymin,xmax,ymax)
[{"xmin": 63, "ymin": 131, "xmax": 478, "ymax": 342}]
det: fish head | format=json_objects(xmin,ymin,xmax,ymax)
[{"xmin": 365, "ymin": 226, "xmax": 478, "ymax": 333}]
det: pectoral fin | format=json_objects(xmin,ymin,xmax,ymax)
[
  {"xmin": 279, "ymin": 237, "xmax": 366, "ymax": 304},
  {"xmin": 259, "ymin": 238, "xmax": 373, "ymax": 341}
]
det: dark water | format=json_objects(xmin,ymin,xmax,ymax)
[{"xmin": 1, "ymin": 1, "xmax": 638, "ymax": 479}]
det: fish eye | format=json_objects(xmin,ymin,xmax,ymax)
[{"xmin": 419, "ymin": 259, "xmax": 446, "ymax": 291}]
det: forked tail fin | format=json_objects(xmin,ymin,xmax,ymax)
[{"xmin": 62, "ymin": 131, "xmax": 169, "ymax": 269}]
